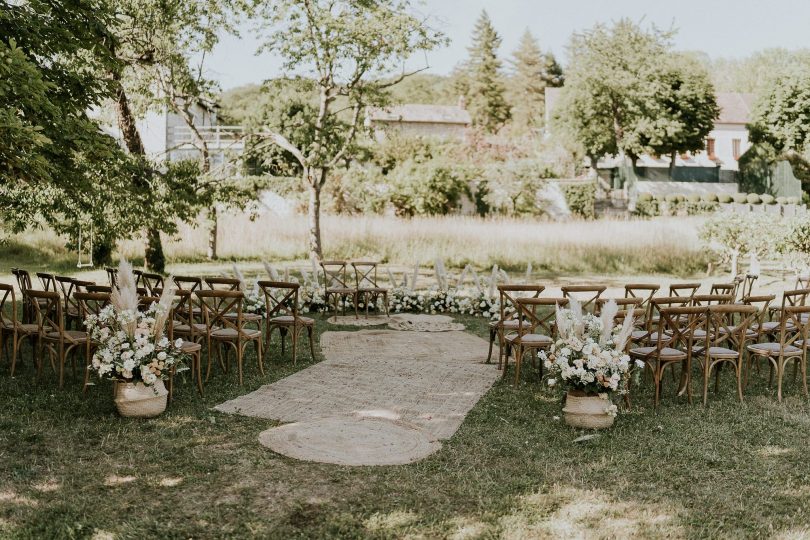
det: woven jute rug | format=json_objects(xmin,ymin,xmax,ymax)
[
  {"xmin": 387, "ymin": 313, "xmax": 465, "ymax": 332},
  {"xmin": 216, "ymin": 329, "xmax": 498, "ymax": 465},
  {"xmin": 327, "ymin": 315, "xmax": 389, "ymax": 326}
]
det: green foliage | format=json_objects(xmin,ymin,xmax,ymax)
[
  {"xmin": 553, "ymin": 20, "xmax": 717, "ymax": 166},
  {"xmin": 700, "ymin": 213, "xmax": 783, "ymax": 268},
  {"xmin": 633, "ymin": 195, "xmax": 659, "ymax": 218},
  {"xmin": 388, "ymin": 160, "xmax": 472, "ymax": 217},
  {"xmin": 459, "ymin": 11, "xmax": 510, "ymax": 133},
  {"xmin": 482, "ymin": 159, "xmax": 554, "ymax": 216},
  {"xmin": 750, "ymin": 67, "xmax": 810, "ymax": 153},
  {"xmin": 506, "ymin": 29, "xmax": 562, "ymax": 132},
  {"xmin": 561, "ymin": 183, "xmax": 596, "ymax": 219}
]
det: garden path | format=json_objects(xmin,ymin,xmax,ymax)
[{"xmin": 215, "ymin": 322, "xmax": 498, "ymax": 465}]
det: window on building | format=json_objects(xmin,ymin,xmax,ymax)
[
  {"xmin": 732, "ymin": 139, "xmax": 741, "ymax": 160},
  {"xmin": 706, "ymin": 138, "xmax": 716, "ymax": 160}
]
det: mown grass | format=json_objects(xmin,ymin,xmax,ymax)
[{"xmin": 1, "ymin": 314, "xmax": 809, "ymax": 539}]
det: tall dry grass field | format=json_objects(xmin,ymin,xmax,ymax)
[{"xmin": 115, "ymin": 213, "xmax": 708, "ymax": 275}]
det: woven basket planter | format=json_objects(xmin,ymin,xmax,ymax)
[
  {"xmin": 562, "ymin": 391, "xmax": 614, "ymax": 429},
  {"xmin": 114, "ymin": 380, "xmax": 167, "ymax": 418}
]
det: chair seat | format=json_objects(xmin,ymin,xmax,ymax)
[
  {"xmin": 632, "ymin": 331, "xmax": 669, "ymax": 343},
  {"xmin": 224, "ymin": 312, "xmax": 262, "ymax": 322},
  {"xmin": 754, "ymin": 321, "xmax": 794, "ymax": 333},
  {"xmin": 179, "ymin": 341, "xmax": 202, "ymax": 353},
  {"xmin": 211, "ymin": 328, "xmax": 261, "ymax": 340},
  {"xmin": 1, "ymin": 321, "xmax": 41, "ymax": 333},
  {"xmin": 629, "ymin": 346, "xmax": 687, "ymax": 360},
  {"xmin": 173, "ymin": 322, "xmax": 208, "ymax": 334},
  {"xmin": 693, "ymin": 346, "xmax": 739, "ymax": 358},
  {"xmin": 269, "ymin": 315, "xmax": 315, "ymax": 326},
  {"xmin": 327, "ymin": 287, "xmax": 355, "ymax": 294},
  {"xmin": 358, "ymin": 287, "xmax": 387, "ymax": 294},
  {"xmin": 45, "ymin": 330, "xmax": 89, "ymax": 343},
  {"xmin": 506, "ymin": 333, "xmax": 552, "ymax": 346},
  {"xmin": 747, "ymin": 342, "xmax": 801, "ymax": 356}
]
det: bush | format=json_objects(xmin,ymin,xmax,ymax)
[
  {"xmin": 747, "ymin": 193, "xmax": 762, "ymax": 204},
  {"xmin": 633, "ymin": 196, "xmax": 659, "ymax": 217},
  {"xmin": 777, "ymin": 196, "xmax": 788, "ymax": 204},
  {"xmin": 389, "ymin": 159, "xmax": 472, "ymax": 217},
  {"xmin": 702, "ymin": 193, "xmax": 719, "ymax": 202},
  {"xmin": 760, "ymin": 194, "xmax": 776, "ymax": 204},
  {"xmin": 685, "ymin": 201, "xmax": 718, "ymax": 216},
  {"xmin": 788, "ymin": 196, "xmax": 801, "ymax": 205},
  {"xmin": 560, "ymin": 182, "xmax": 596, "ymax": 219},
  {"xmin": 638, "ymin": 192, "xmax": 653, "ymax": 202},
  {"xmin": 718, "ymin": 194, "xmax": 733, "ymax": 203},
  {"xmin": 686, "ymin": 194, "xmax": 702, "ymax": 203},
  {"xmin": 733, "ymin": 193, "xmax": 749, "ymax": 204},
  {"xmin": 665, "ymin": 193, "xmax": 679, "ymax": 203},
  {"xmin": 483, "ymin": 159, "xmax": 551, "ymax": 216}
]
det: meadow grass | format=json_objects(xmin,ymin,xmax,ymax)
[
  {"xmin": 1, "ymin": 314, "xmax": 809, "ymax": 538},
  {"xmin": 4, "ymin": 214, "xmax": 710, "ymax": 277}
]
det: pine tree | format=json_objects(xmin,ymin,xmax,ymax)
[
  {"xmin": 465, "ymin": 10, "xmax": 510, "ymax": 133},
  {"xmin": 508, "ymin": 29, "xmax": 546, "ymax": 132}
]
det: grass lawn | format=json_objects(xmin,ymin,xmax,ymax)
[{"xmin": 2, "ymin": 314, "xmax": 810, "ymax": 539}]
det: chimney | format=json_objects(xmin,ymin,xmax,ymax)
[{"xmin": 457, "ymin": 95, "xmax": 467, "ymax": 110}]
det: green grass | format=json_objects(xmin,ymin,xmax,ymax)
[{"xmin": 1, "ymin": 315, "xmax": 810, "ymax": 538}]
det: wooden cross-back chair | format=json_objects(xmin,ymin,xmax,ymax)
[
  {"xmin": 132, "ymin": 269, "xmax": 144, "ymax": 287},
  {"xmin": 560, "ymin": 285, "xmax": 607, "ymax": 314},
  {"xmin": 74, "ymin": 291, "xmax": 110, "ymax": 391},
  {"xmin": 195, "ymin": 290, "xmax": 263, "ymax": 386},
  {"xmin": 105, "ymin": 267, "xmax": 118, "ymax": 287},
  {"xmin": 764, "ymin": 288, "xmax": 810, "ymax": 339},
  {"xmin": 0, "ymin": 283, "xmax": 40, "ymax": 377},
  {"xmin": 493, "ymin": 284, "xmax": 545, "ymax": 368},
  {"xmin": 167, "ymin": 289, "xmax": 204, "ymax": 396},
  {"xmin": 55, "ymin": 276, "xmax": 81, "ymax": 329},
  {"xmin": 669, "ymin": 283, "xmax": 701, "ymax": 298},
  {"xmin": 204, "ymin": 277, "xmax": 241, "ymax": 291},
  {"xmin": 595, "ymin": 297, "xmax": 644, "ymax": 316},
  {"xmin": 741, "ymin": 295, "xmax": 776, "ymax": 355},
  {"xmin": 11, "ymin": 268, "xmax": 35, "ymax": 323},
  {"xmin": 173, "ymin": 276, "xmax": 203, "ymax": 322},
  {"xmin": 631, "ymin": 295, "xmax": 691, "ymax": 347},
  {"xmin": 140, "ymin": 273, "xmax": 164, "ymax": 296},
  {"xmin": 796, "ymin": 274, "xmax": 810, "ymax": 290},
  {"xmin": 351, "ymin": 262, "xmax": 389, "ymax": 318},
  {"xmin": 258, "ymin": 281, "xmax": 316, "ymax": 366},
  {"xmin": 738, "ymin": 274, "xmax": 758, "ymax": 301},
  {"xmin": 624, "ymin": 283, "xmax": 660, "ymax": 309},
  {"xmin": 320, "ymin": 261, "xmax": 358, "ymax": 318},
  {"xmin": 630, "ymin": 305, "xmax": 708, "ymax": 408},
  {"xmin": 27, "ymin": 290, "xmax": 90, "ymax": 388},
  {"xmin": 137, "ymin": 296, "xmax": 160, "ymax": 311},
  {"xmin": 748, "ymin": 305, "xmax": 810, "ymax": 402},
  {"xmin": 691, "ymin": 294, "xmax": 734, "ymax": 307},
  {"xmin": 696, "ymin": 304, "xmax": 758, "ymax": 405},
  {"xmin": 503, "ymin": 297, "xmax": 567, "ymax": 385}
]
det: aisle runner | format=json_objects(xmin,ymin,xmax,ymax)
[{"xmin": 215, "ymin": 328, "xmax": 498, "ymax": 465}]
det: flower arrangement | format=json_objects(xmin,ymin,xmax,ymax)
[
  {"xmin": 540, "ymin": 299, "xmax": 639, "ymax": 416},
  {"xmin": 86, "ymin": 261, "xmax": 187, "ymax": 389}
]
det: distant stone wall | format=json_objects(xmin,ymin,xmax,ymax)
[{"xmin": 635, "ymin": 181, "xmax": 739, "ymax": 197}]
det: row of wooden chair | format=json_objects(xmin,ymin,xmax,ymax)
[{"xmin": 491, "ymin": 281, "xmax": 810, "ymax": 407}]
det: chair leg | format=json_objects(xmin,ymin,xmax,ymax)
[
  {"xmin": 306, "ymin": 326, "xmax": 316, "ymax": 360},
  {"xmin": 486, "ymin": 328, "xmax": 495, "ymax": 364},
  {"xmin": 205, "ymin": 336, "xmax": 213, "ymax": 382},
  {"xmin": 195, "ymin": 350, "xmax": 204, "ymax": 395},
  {"xmin": 513, "ymin": 346, "xmax": 523, "ymax": 386},
  {"xmin": 802, "ymin": 355, "xmax": 808, "ymax": 397},
  {"xmin": 383, "ymin": 292, "xmax": 389, "ymax": 317},
  {"xmin": 280, "ymin": 327, "xmax": 286, "ymax": 356},
  {"xmin": 353, "ymin": 292, "xmax": 359, "ymax": 319},
  {"xmin": 736, "ymin": 361, "xmax": 744, "ymax": 402},
  {"xmin": 291, "ymin": 326, "xmax": 298, "ymax": 365},
  {"xmin": 256, "ymin": 338, "xmax": 264, "ymax": 376},
  {"xmin": 58, "ymin": 341, "xmax": 65, "ymax": 388},
  {"xmin": 777, "ymin": 358, "xmax": 784, "ymax": 403}
]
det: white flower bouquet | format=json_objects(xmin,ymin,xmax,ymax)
[
  {"xmin": 540, "ymin": 299, "xmax": 638, "ymax": 400},
  {"xmin": 86, "ymin": 261, "xmax": 187, "ymax": 389}
]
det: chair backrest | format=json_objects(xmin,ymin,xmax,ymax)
[
  {"xmin": 74, "ymin": 291, "xmax": 111, "ymax": 319},
  {"xmin": 105, "ymin": 267, "xmax": 118, "ymax": 287},
  {"xmin": 133, "ymin": 269, "xmax": 144, "ymax": 287},
  {"xmin": 624, "ymin": 284, "xmax": 659, "ymax": 308},
  {"xmin": 738, "ymin": 275, "xmax": 757, "ymax": 301},
  {"xmin": 54, "ymin": 276, "xmax": 78, "ymax": 313},
  {"xmin": 781, "ymin": 288, "xmax": 810, "ymax": 310},
  {"xmin": 691, "ymin": 293, "xmax": 734, "ymax": 307},
  {"xmin": 648, "ymin": 296, "xmax": 691, "ymax": 332},
  {"xmin": 205, "ymin": 277, "xmax": 241, "ymax": 291},
  {"xmin": 72, "ymin": 279, "xmax": 95, "ymax": 292},
  {"xmin": 195, "ymin": 290, "xmax": 246, "ymax": 333},
  {"xmin": 561, "ymin": 285, "xmax": 607, "ymax": 314},
  {"xmin": 0, "ymin": 284, "xmax": 17, "ymax": 329},
  {"xmin": 351, "ymin": 262, "xmax": 381, "ymax": 289},
  {"xmin": 141, "ymin": 273, "xmax": 164, "ymax": 295},
  {"xmin": 709, "ymin": 283, "xmax": 736, "ymax": 297},
  {"xmin": 36, "ymin": 272, "xmax": 56, "ymax": 292},
  {"xmin": 257, "ymin": 281, "xmax": 301, "ymax": 320},
  {"xmin": 321, "ymin": 261, "xmax": 351, "ymax": 290},
  {"xmin": 26, "ymin": 290, "xmax": 65, "ymax": 336},
  {"xmin": 706, "ymin": 304, "xmax": 758, "ymax": 354},
  {"xmin": 777, "ymin": 306, "xmax": 810, "ymax": 352},
  {"xmin": 173, "ymin": 275, "xmax": 202, "ymax": 292},
  {"xmin": 87, "ymin": 285, "xmax": 113, "ymax": 294},
  {"xmin": 668, "ymin": 283, "xmax": 701, "ymax": 298},
  {"xmin": 655, "ymin": 306, "xmax": 708, "ymax": 352},
  {"xmin": 514, "ymin": 297, "xmax": 569, "ymax": 337},
  {"xmin": 742, "ymin": 294, "xmax": 776, "ymax": 337},
  {"xmin": 796, "ymin": 274, "xmax": 810, "ymax": 290},
  {"xmin": 11, "ymin": 268, "xmax": 32, "ymax": 292},
  {"xmin": 497, "ymin": 284, "xmax": 545, "ymax": 323},
  {"xmin": 138, "ymin": 296, "xmax": 160, "ymax": 311}
]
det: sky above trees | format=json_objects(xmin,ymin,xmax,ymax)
[{"xmin": 204, "ymin": 0, "xmax": 810, "ymax": 90}]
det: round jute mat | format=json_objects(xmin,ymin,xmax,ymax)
[
  {"xmin": 258, "ymin": 415, "xmax": 441, "ymax": 466},
  {"xmin": 326, "ymin": 315, "xmax": 389, "ymax": 326},
  {"xmin": 387, "ymin": 313, "xmax": 465, "ymax": 332}
]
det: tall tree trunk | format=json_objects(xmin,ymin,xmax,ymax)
[
  {"xmin": 112, "ymin": 71, "xmax": 165, "ymax": 272},
  {"xmin": 207, "ymin": 206, "xmax": 218, "ymax": 260},
  {"xmin": 307, "ymin": 168, "xmax": 324, "ymax": 261}
]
